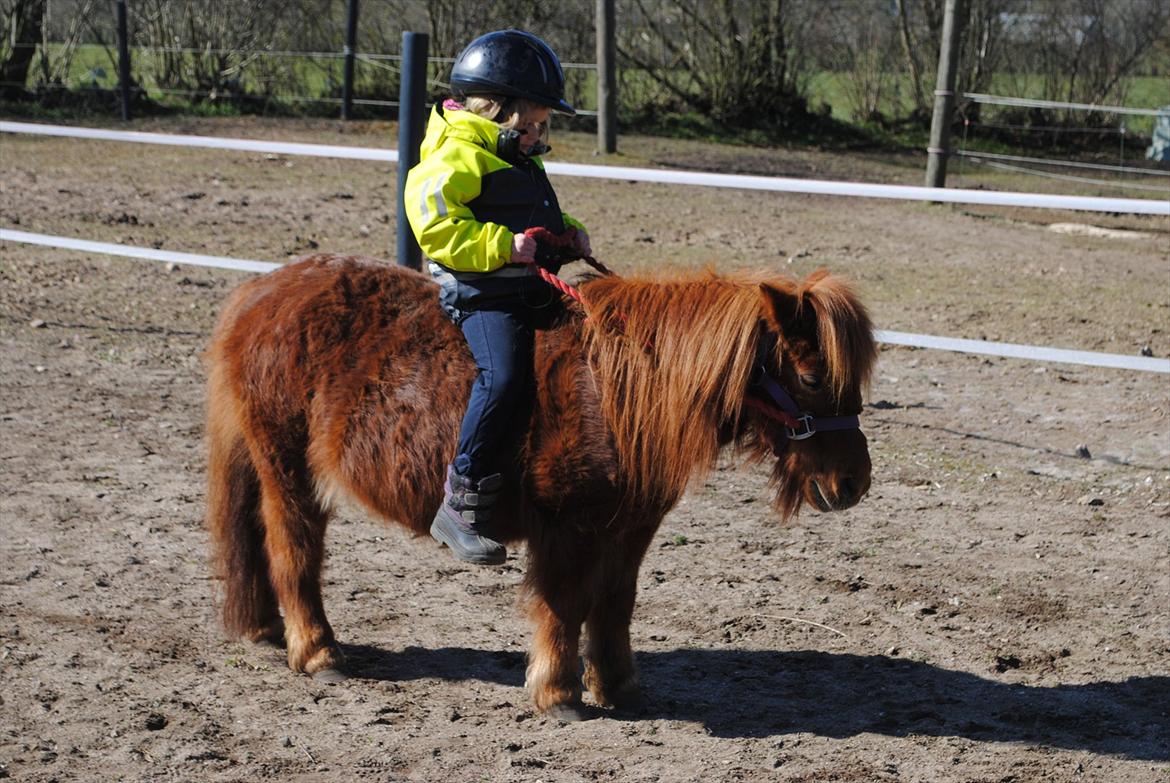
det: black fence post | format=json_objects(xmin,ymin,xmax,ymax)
[
  {"xmin": 396, "ymin": 31, "xmax": 428, "ymax": 270},
  {"xmin": 341, "ymin": 0, "xmax": 359, "ymax": 120},
  {"xmin": 116, "ymin": 0, "xmax": 131, "ymax": 121}
]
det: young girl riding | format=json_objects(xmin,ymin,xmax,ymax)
[{"xmin": 405, "ymin": 30, "xmax": 590, "ymax": 566}]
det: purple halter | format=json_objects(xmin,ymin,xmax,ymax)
[{"xmin": 749, "ymin": 369, "xmax": 861, "ymax": 442}]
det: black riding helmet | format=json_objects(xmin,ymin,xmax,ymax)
[{"xmin": 449, "ymin": 30, "xmax": 576, "ymax": 115}]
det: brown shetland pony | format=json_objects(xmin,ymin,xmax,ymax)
[{"xmin": 205, "ymin": 253, "xmax": 877, "ymax": 719}]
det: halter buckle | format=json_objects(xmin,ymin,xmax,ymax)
[{"xmin": 785, "ymin": 413, "xmax": 816, "ymax": 441}]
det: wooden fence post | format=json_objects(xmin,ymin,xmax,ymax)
[
  {"xmin": 925, "ymin": 0, "xmax": 963, "ymax": 188},
  {"xmin": 341, "ymin": 0, "xmax": 359, "ymax": 120}
]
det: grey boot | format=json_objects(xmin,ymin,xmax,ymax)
[{"xmin": 430, "ymin": 467, "xmax": 506, "ymax": 566}]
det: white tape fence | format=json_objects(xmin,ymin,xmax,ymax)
[
  {"xmin": 4, "ymin": 228, "xmax": 1166, "ymax": 374},
  {"xmin": 2, "ymin": 121, "xmax": 1167, "ymax": 373},
  {"xmin": 4, "ymin": 121, "xmax": 1168, "ymax": 215}
]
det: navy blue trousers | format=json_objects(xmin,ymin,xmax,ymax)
[{"xmin": 452, "ymin": 306, "xmax": 536, "ymax": 479}]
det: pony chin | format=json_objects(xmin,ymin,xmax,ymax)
[
  {"xmin": 770, "ymin": 448, "xmax": 866, "ymax": 518},
  {"xmin": 771, "ymin": 459, "xmax": 806, "ymax": 521}
]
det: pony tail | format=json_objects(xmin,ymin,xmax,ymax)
[{"xmin": 205, "ymin": 355, "xmax": 278, "ymax": 641}]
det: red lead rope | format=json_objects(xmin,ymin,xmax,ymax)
[
  {"xmin": 521, "ymin": 228, "xmax": 647, "ymax": 350},
  {"xmin": 519, "ymin": 227, "xmax": 614, "ymax": 306},
  {"xmin": 742, "ymin": 395, "xmax": 803, "ymax": 430},
  {"xmin": 532, "ymin": 264, "xmax": 587, "ymax": 304}
]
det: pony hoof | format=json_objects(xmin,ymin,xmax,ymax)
[
  {"xmin": 546, "ymin": 703, "xmax": 595, "ymax": 723},
  {"xmin": 311, "ymin": 667, "xmax": 349, "ymax": 684}
]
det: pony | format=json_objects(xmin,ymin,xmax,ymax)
[{"xmin": 204, "ymin": 253, "xmax": 877, "ymax": 720}]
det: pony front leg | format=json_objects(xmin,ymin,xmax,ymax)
[
  {"xmin": 526, "ymin": 593, "xmax": 588, "ymax": 717},
  {"xmin": 524, "ymin": 535, "xmax": 595, "ymax": 719},
  {"xmin": 583, "ymin": 525, "xmax": 656, "ymax": 709}
]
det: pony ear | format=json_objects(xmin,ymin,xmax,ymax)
[{"xmin": 758, "ymin": 282, "xmax": 803, "ymax": 331}]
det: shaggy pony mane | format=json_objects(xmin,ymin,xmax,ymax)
[{"xmin": 579, "ymin": 268, "xmax": 875, "ymax": 510}]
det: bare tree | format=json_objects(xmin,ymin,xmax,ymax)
[
  {"xmin": 1, "ymin": 0, "xmax": 44, "ymax": 98},
  {"xmin": 423, "ymin": 0, "xmax": 557, "ymax": 61},
  {"xmin": 132, "ymin": 0, "xmax": 297, "ymax": 102},
  {"xmin": 37, "ymin": 0, "xmax": 96, "ymax": 87},
  {"xmin": 1031, "ymin": 0, "xmax": 1166, "ymax": 107},
  {"xmin": 894, "ymin": 0, "xmax": 932, "ymax": 120},
  {"xmin": 894, "ymin": 0, "xmax": 1009, "ymax": 123},
  {"xmin": 821, "ymin": 1, "xmax": 900, "ymax": 124},
  {"xmin": 616, "ymin": 0, "xmax": 814, "ymax": 128}
]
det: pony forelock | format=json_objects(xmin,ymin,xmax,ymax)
[{"xmin": 797, "ymin": 271, "xmax": 877, "ymax": 404}]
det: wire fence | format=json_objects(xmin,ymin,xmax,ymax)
[
  {"xmin": 8, "ymin": 40, "xmax": 601, "ymax": 118},
  {"xmin": 960, "ymin": 157, "xmax": 1170, "ymax": 194},
  {"xmin": 954, "ymin": 150, "xmax": 1170, "ymax": 177},
  {"xmin": 952, "ymin": 92, "xmax": 1170, "ymax": 196},
  {"xmin": 6, "ymin": 40, "xmax": 1164, "ymax": 169},
  {"xmin": 963, "ymin": 93, "xmax": 1169, "ymax": 118}
]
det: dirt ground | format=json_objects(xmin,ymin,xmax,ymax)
[{"xmin": 1, "ymin": 117, "xmax": 1168, "ymax": 783}]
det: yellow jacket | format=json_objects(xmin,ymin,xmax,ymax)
[{"xmin": 404, "ymin": 103, "xmax": 584, "ymax": 276}]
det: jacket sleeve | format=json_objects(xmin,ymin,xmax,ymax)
[
  {"xmin": 561, "ymin": 212, "xmax": 587, "ymax": 233},
  {"xmin": 404, "ymin": 144, "xmax": 513, "ymax": 272}
]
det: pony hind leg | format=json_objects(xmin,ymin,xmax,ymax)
[
  {"xmin": 206, "ymin": 399, "xmax": 283, "ymax": 646},
  {"xmin": 250, "ymin": 445, "xmax": 343, "ymax": 678},
  {"xmin": 583, "ymin": 525, "xmax": 656, "ymax": 710}
]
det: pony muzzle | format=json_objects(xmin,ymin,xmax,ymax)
[
  {"xmin": 809, "ymin": 449, "xmax": 875, "ymax": 510},
  {"xmin": 809, "ymin": 468, "xmax": 871, "ymax": 511}
]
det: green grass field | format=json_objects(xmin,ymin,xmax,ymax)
[{"xmin": 19, "ymin": 43, "xmax": 1170, "ymax": 139}]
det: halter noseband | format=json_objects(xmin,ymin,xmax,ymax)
[{"xmin": 746, "ymin": 366, "xmax": 861, "ymax": 443}]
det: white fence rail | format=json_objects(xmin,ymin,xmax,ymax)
[
  {"xmin": 962, "ymin": 93, "xmax": 1170, "ymax": 118},
  {"xmin": 4, "ymin": 228, "xmax": 1166, "ymax": 374},
  {"xmin": 4, "ymin": 122, "xmax": 1168, "ymax": 215},
  {"xmin": 2, "ymin": 122, "xmax": 1167, "ymax": 373}
]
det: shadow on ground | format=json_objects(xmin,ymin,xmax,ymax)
[{"xmin": 342, "ymin": 644, "xmax": 1169, "ymax": 759}]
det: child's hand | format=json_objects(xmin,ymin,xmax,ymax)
[
  {"xmin": 511, "ymin": 233, "xmax": 537, "ymax": 264},
  {"xmin": 572, "ymin": 229, "xmax": 592, "ymax": 258}
]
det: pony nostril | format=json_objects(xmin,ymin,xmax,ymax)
[{"xmin": 838, "ymin": 477, "xmax": 858, "ymax": 504}]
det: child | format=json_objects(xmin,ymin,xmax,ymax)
[{"xmin": 405, "ymin": 30, "xmax": 590, "ymax": 566}]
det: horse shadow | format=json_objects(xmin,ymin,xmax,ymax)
[{"xmin": 341, "ymin": 644, "xmax": 1169, "ymax": 760}]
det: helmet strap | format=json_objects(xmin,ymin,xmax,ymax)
[
  {"xmin": 496, "ymin": 129, "xmax": 550, "ymax": 163},
  {"xmin": 496, "ymin": 128, "xmax": 524, "ymax": 162}
]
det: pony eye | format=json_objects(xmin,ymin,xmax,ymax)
[{"xmin": 799, "ymin": 373, "xmax": 822, "ymax": 390}]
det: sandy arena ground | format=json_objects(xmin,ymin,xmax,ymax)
[{"xmin": 1, "ymin": 117, "xmax": 1168, "ymax": 782}]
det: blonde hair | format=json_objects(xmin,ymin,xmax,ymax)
[{"xmin": 462, "ymin": 94, "xmax": 550, "ymax": 148}]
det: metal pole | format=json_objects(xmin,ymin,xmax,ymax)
[
  {"xmin": 925, "ymin": 0, "xmax": 963, "ymax": 188},
  {"xmin": 396, "ymin": 32, "xmax": 428, "ymax": 270},
  {"xmin": 1119, "ymin": 121, "xmax": 1125, "ymax": 169},
  {"xmin": 596, "ymin": 0, "xmax": 617, "ymax": 154},
  {"xmin": 341, "ymin": 0, "xmax": 359, "ymax": 120},
  {"xmin": 116, "ymin": 0, "xmax": 131, "ymax": 121}
]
